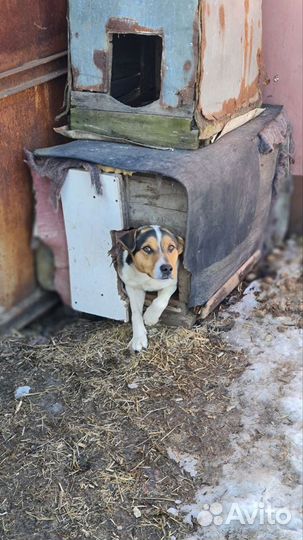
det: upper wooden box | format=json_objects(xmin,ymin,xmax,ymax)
[{"xmin": 68, "ymin": 0, "xmax": 262, "ymax": 149}]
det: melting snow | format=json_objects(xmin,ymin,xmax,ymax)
[{"xmin": 181, "ymin": 242, "xmax": 303, "ymax": 539}]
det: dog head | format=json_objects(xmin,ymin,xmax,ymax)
[{"xmin": 119, "ymin": 225, "xmax": 184, "ymax": 280}]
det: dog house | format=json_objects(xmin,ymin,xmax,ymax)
[
  {"xmin": 27, "ymin": 106, "xmax": 291, "ymax": 326},
  {"xmin": 68, "ymin": 0, "xmax": 263, "ymax": 149}
]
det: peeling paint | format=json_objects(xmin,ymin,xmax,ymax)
[
  {"xmin": 176, "ymin": 10, "xmax": 199, "ymax": 107},
  {"xmin": 243, "ymin": 1, "xmax": 250, "ymax": 79},
  {"xmin": 216, "ymin": 75, "xmax": 260, "ymax": 119},
  {"xmin": 249, "ymin": 22, "xmax": 254, "ymax": 73},
  {"xmin": 106, "ymin": 17, "xmax": 160, "ymax": 35},
  {"xmin": 93, "ymin": 49, "xmax": 108, "ymax": 92},
  {"xmin": 198, "ymin": 0, "xmax": 262, "ymax": 125},
  {"xmin": 219, "ymin": 5, "xmax": 225, "ymax": 33},
  {"xmin": 71, "ymin": 65, "xmax": 80, "ymax": 88}
]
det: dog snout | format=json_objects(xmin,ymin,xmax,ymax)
[{"xmin": 160, "ymin": 263, "xmax": 173, "ymax": 277}]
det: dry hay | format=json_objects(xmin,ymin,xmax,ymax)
[{"xmin": 0, "ymin": 318, "xmax": 247, "ymax": 540}]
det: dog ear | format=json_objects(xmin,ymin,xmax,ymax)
[
  {"xmin": 118, "ymin": 229, "xmax": 137, "ymax": 252},
  {"xmin": 176, "ymin": 236, "xmax": 184, "ymax": 255}
]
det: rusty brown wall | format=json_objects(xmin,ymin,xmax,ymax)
[{"xmin": 0, "ymin": 0, "xmax": 67, "ymax": 309}]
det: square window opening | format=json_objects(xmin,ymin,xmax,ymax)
[{"xmin": 110, "ymin": 33, "xmax": 162, "ymax": 107}]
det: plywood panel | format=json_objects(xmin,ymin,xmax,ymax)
[{"xmin": 61, "ymin": 170, "xmax": 128, "ymax": 321}]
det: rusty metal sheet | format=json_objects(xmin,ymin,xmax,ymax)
[
  {"xmin": 0, "ymin": 78, "xmax": 66, "ymax": 310},
  {"xmin": 198, "ymin": 0, "xmax": 262, "ymax": 121},
  {"xmin": 0, "ymin": 0, "xmax": 67, "ymax": 311},
  {"xmin": 0, "ymin": 0, "xmax": 67, "ymax": 73},
  {"xmin": 69, "ymin": 0, "xmax": 199, "ymax": 109}
]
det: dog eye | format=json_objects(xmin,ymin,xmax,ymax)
[
  {"xmin": 143, "ymin": 246, "xmax": 153, "ymax": 254},
  {"xmin": 168, "ymin": 245, "xmax": 176, "ymax": 253}
]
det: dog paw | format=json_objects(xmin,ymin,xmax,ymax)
[
  {"xmin": 143, "ymin": 307, "xmax": 160, "ymax": 327},
  {"xmin": 130, "ymin": 333, "xmax": 148, "ymax": 352}
]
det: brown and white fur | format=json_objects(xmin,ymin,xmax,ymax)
[{"xmin": 117, "ymin": 225, "xmax": 184, "ymax": 352}]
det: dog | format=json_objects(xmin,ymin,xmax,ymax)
[{"xmin": 115, "ymin": 225, "xmax": 184, "ymax": 351}]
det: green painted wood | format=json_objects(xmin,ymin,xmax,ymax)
[{"xmin": 70, "ymin": 107, "xmax": 199, "ymax": 150}]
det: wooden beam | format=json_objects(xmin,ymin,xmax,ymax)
[
  {"xmin": 71, "ymin": 90, "xmax": 193, "ymax": 118},
  {"xmin": 200, "ymin": 249, "xmax": 261, "ymax": 319},
  {"xmin": 0, "ymin": 289, "xmax": 59, "ymax": 335},
  {"xmin": 70, "ymin": 107, "xmax": 199, "ymax": 150}
]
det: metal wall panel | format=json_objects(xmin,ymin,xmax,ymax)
[
  {"xmin": 0, "ymin": 80, "xmax": 67, "ymax": 309},
  {"xmin": 0, "ymin": 0, "xmax": 67, "ymax": 311},
  {"xmin": 0, "ymin": 0, "xmax": 67, "ymax": 72}
]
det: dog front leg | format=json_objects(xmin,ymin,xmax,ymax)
[
  {"xmin": 126, "ymin": 286, "xmax": 147, "ymax": 352},
  {"xmin": 143, "ymin": 284, "xmax": 177, "ymax": 327}
]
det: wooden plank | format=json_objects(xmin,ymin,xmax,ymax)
[
  {"xmin": 126, "ymin": 174, "xmax": 188, "ymax": 212},
  {"xmin": 71, "ymin": 91, "xmax": 193, "ymax": 118},
  {"xmin": 128, "ymin": 203, "xmax": 187, "ymax": 236},
  {"xmin": 199, "ymin": 250, "xmax": 261, "ymax": 319},
  {"xmin": 0, "ymin": 289, "xmax": 59, "ymax": 336},
  {"xmin": 178, "ymin": 264, "xmax": 192, "ymax": 305},
  {"xmin": 61, "ymin": 170, "xmax": 129, "ymax": 321},
  {"xmin": 70, "ymin": 107, "xmax": 199, "ymax": 150},
  {"xmin": 126, "ymin": 173, "xmax": 188, "ymax": 235}
]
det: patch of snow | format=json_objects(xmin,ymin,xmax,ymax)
[
  {"xmin": 168, "ymin": 507, "xmax": 179, "ymax": 516},
  {"xmin": 14, "ymin": 386, "xmax": 31, "ymax": 400},
  {"xmin": 181, "ymin": 242, "xmax": 303, "ymax": 539},
  {"xmin": 128, "ymin": 382, "xmax": 138, "ymax": 389},
  {"xmin": 167, "ymin": 447, "xmax": 199, "ymax": 478},
  {"xmin": 133, "ymin": 506, "xmax": 141, "ymax": 518}
]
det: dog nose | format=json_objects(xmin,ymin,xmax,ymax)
[{"xmin": 160, "ymin": 264, "xmax": 173, "ymax": 275}]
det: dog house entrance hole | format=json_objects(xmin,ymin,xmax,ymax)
[{"xmin": 110, "ymin": 33, "xmax": 162, "ymax": 107}]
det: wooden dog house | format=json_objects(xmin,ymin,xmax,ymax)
[
  {"xmin": 68, "ymin": 0, "xmax": 263, "ymax": 149},
  {"xmin": 28, "ymin": 106, "xmax": 291, "ymax": 326}
]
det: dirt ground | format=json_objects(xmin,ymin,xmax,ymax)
[{"xmin": 0, "ymin": 240, "xmax": 302, "ymax": 540}]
